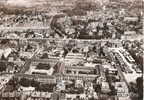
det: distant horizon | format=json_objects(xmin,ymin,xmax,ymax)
[{"xmin": 0, "ymin": 0, "xmax": 47, "ymax": 7}]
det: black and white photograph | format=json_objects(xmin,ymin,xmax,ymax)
[{"xmin": 0, "ymin": 0, "xmax": 143, "ymax": 100}]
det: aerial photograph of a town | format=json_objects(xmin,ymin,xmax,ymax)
[{"xmin": 0, "ymin": 0, "xmax": 143, "ymax": 100}]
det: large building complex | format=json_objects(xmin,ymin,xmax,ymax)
[{"xmin": 0, "ymin": 0, "xmax": 143, "ymax": 100}]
